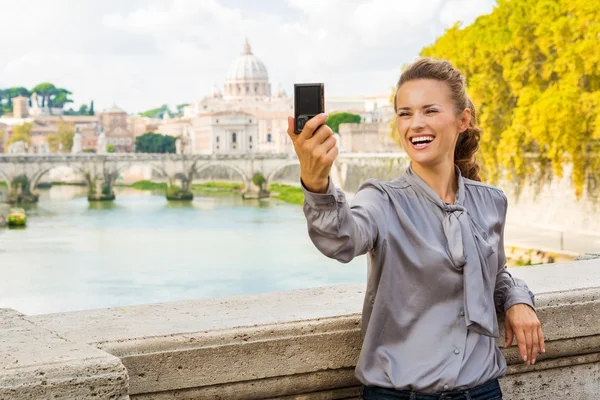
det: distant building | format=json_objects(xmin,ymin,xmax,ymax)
[
  {"xmin": 0, "ymin": 111, "xmax": 101, "ymax": 153},
  {"xmin": 168, "ymin": 39, "xmax": 292, "ymax": 154},
  {"xmin": 0, "ymin": 97, "xmax": 156, "ymax": 154},
  {"xmin": 11, "ymin": 96, "xmax": 29, "ymax": 119},
  {"xmin": 0, "ymin": 40, "xmax": 396, "ymax": 155},
  {"xmin": 100, "ymin": 105, "xmax": 134, "ymax": 152},
  {"xmin": 338, "ymin": 122, "xmax": 399, "ymax": 153}
]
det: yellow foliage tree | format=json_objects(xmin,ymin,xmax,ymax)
[
  {"xmin": 4, "ymin": 122, "xmax": 32, "ymax": 152},
  {"xmin": 418, "ymin": 0, "xmax": 600, "ymax": 198},
  {"xmin": 47, "ymin": 121, "xmax": 75, "ymax": 153}
]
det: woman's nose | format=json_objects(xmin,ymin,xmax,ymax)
[{"xmin": 410, "ymin": 112, "xmax": 426, "ymax": 131}]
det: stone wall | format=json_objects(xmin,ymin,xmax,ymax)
[
  {"xmin": 2, "ymin": 260, "xmax": 600, "ymax": 399},
  {"xmin": 500, "ymin": 164, "xmax": 600, "ymax": 235},
  {"xmin": 329, "ymin": 159, "xmax": 600, "ymax": 237}
]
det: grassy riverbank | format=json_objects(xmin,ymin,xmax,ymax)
[
  {"xmin": 269, "ymin": 184, "xmax": 304, "ymax": 205},
  {"xmin": 192, "ymin": 182, "xmax": 243, "ymax": 192},
  {"xmin": 128, "ymin": 180, "xmax": 303, "ymax": 204},
  {"xmin": 50, "ymin": 181, "xmax": 87, "ymax": 186},
  {"xmin": 129, "ymin": 180, "xmax": 168, "ymax": 191},
  {"xmin": 128, "ymin": 180, "xmax": 243, "ymax": 194}
]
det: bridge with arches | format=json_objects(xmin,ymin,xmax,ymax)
[{"xmin": 0, "ymin": 152, "xmax": 407, "ymax": 203}]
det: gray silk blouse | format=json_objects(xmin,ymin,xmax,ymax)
[{"xmin": 301, "ymin": 165, "xmax": 535, "ymax": 392}]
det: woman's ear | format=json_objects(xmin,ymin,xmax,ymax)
[{"xmin": 459, "ymin": 108, "xmax": 471, "ymax": 133}]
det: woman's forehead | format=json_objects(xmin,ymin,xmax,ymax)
[{"xmin": 396, "ymin": 79, "xmax": 451, "ymax": 107}]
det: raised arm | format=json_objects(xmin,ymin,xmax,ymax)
[
  {"xmin": 302, "ymin": 178, "xmax": 388, "ymax": 263},
  {"xmin": 286, "ymin": 114, "xmax": 387, "ymax": 263}
]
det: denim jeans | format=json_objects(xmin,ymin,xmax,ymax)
[{"xmin": 361, "ymin": 379, "xmax": 502, "ymax": 400}]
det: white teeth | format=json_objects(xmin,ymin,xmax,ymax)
[{"xmin": 411, "ymin": 136, "xmax": 434, "ymax": 144}]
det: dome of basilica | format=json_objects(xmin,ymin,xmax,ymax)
[
  {"xmin": 224, "ymin": 39, "xmax": 271, "ymax": 98},
  {"xmin": 226, "ymin": 40, "xmax": 269, "ymax": 81}
]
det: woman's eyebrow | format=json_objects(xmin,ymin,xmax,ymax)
[{"xmin": 397, "ymin": 104, "xmax": 442, "ymax": 111}]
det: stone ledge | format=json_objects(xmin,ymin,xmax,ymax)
[
  {"xmin": 0, "ymin": 309, "xmax": 130, "ymax": 400},
  {"xmin": 20, "ymin": 259, "xmax": 600, "ymax": 399}
]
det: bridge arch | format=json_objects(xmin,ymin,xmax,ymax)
[
  {"xmin": 265, "ymin": 160, "xmax": 300, "ymax": 187},
  {"xmin": 30, "ymin": 164, "xmax": 86, "ymax": 191},
  {"xmin": 111, "ymin": 162, "xmax": 171, "ymax": 185},
  {"xmin": 194, "ymin": 162, "xmax": 250, "ymax": 190}
]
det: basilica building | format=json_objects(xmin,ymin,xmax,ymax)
[{"xmin": 159, "ymin": 39, "xmax": 293, "ymax": 154}]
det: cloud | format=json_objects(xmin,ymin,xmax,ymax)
[{"xmin": 0, "ymin": 0, "xmax": 496, "ymax": 113}]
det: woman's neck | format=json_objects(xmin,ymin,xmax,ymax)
[{"xmin": 411, "ymin": 161, "xmax": 458, "ymax": 204}]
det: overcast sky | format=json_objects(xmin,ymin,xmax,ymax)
[{"xmin": 0, "ymin": 0, "xmax": 496, "ymax": 114}]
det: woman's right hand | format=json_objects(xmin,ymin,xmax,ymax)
[{"xmin": 286, "ymin": 113, "xmax": 339, "ymax": 193}]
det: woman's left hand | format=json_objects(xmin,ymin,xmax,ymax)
[{"xmin": 504, "ymin": 304, "xmax": 545, "ymax": 365}]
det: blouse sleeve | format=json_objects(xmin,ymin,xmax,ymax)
[
  {"xmin": 494, "ymin": 192, "xmax": 536, "ymax": 313},
  {"xmin": 301, "ymin": 177, "xmax": 389, "ymax": 263}
]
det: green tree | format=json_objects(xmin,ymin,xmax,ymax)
[
  {"xmin": 47, "ymin": 135, "xmax": 59, "ymax": 153},
  {"xmin": 57, "ymin": 122, "xmax": 74, "ymax": 152},
  {"xmin": 325, "ymin": 112, "xmax": 362, "ymax": 133},
  {"xmin": 175, "ymin": 103, "xmax": 190, "ymax": 117},
  {"xmin": 106, "ymin": 144, "xmax": 116, "ymax": 153},
  {"xmin": 32, "ymin": 83, "xmax": 57, "ymax": 108},
  {"xmin": 252, "ymin": 172, "xmax": 266, "ymax": 189},
  {"xmin": 140, "ymin": 104, "xmax": 171, "ymax": 119},
  {"xmin": 47, "ymin": 122, "xmax": 75, "ymax": 152},
  {"xmin": 89, "ymin": 100, "xmax": 94, "ymax": 115},
  {"xmin": 134, "ymin": 132, "xmax": 176, "ymax": 153},
  {"xmin": 52, "ymin": 88, "xmax": 73, "ymax": 108},
  {"xmin": 419, "ymin": 0, "xmax": 600, "ymax": 198},
  {"xmin": 4, "ymin": 122, "xmax": 32, "ymax": 152},
  {"xmin": 0, "ymin": 87, "xmax": 30, "ymax": 114},
  {"xmin": 6, "ymin": 87, "xmax": 30, "ymax": 99}
]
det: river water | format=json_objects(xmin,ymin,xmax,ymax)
[{"xmin": 0, "ymin": 186, "xmax": 366, "ymax": 315}]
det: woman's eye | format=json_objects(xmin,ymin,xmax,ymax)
[
  {"xmin": 397, "ymin": 112, "xmax": 410, "ymax": 117},
  {"xmin": 425, "ymin": 109, "xmax": 438, "ymax": 114}
]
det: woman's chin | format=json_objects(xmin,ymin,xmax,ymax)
[{"xmin": 406, "ymin": 150, "xmax": 438, "ymax": 166}]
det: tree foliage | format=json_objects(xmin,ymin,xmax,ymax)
[
  {"xmin": 0, "ymin": 87, "xmax": 30, "ymax": 115},
  {"xmin": 140, "ymin": 104, "xmax": 171, "ymax": 119},
  {"xmin": 419, "ymin": 0, "xmax": 600, "ymax": 198},
  {"xmin": 175, "ymin": 104, "xmax": 190, "ymax": 117},
  {"xmin": 135, "ymin": 132, "xmax": 176, "ymax": 153},
  {"xmin": 4, "ymin": 122, "xmax": 33, "ymax": 152},
  {"xmin": 325, "ymin": 112, "xmax": 362, "ymax": 133},
  {"xmin": 252, "ymin": 172, "xmax": 266, "ymax": 189},
  {"xmin": 47, "ymin": 122, "xmax": 75, "ymax": 153},
  {"xmin": 64, "ymin": 100, "xmax": 96, "ymax": 116},
  {"xmin": 0, "ymin": 83, "xmax": 76, "ymax": 115}
]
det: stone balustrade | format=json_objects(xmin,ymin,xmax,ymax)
[{"xmin": 2, "ymin": 259, "xmax": 600, "ymax": 399}]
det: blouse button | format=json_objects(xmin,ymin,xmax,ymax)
[
  {"xmin": 454, "ymin": 349, "xmax": 460, "ymax": 354},
  {"xmin": 443, "ymin": 384, "xmax": 449, "ymax": 390},
  {"xmin": 460, "ymin": 311, "xmax": 465, "ymax": 317}
]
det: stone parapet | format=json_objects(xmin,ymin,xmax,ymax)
[
  {"xmin": 2, "ymin": 259, "xmax": 600, "ymax": 399},
  {"xmin": 0, "ymin": 309, "xmax": 129, "ymax": 399}
]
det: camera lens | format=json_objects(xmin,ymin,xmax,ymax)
[{"xmin": 298, "ymin": 116, "xmax": 308, "ymax": 130}]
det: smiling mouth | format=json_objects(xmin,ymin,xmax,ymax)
[{"xmin": 409, "ymin": 135, "xmax": 435, "ymax": 149}]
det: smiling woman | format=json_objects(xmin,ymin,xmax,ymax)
[
  {"xmin": 394, "ymin": 58, "xmax": 482, "ymax": 188},
  {"xmin": 293, "ymin": 57, "xmax": 544, "ymax": 400}
]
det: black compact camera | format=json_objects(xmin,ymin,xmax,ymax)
[{"xmin": 294, "ymin": 83, "xmax": 325, "ymax": 134}]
